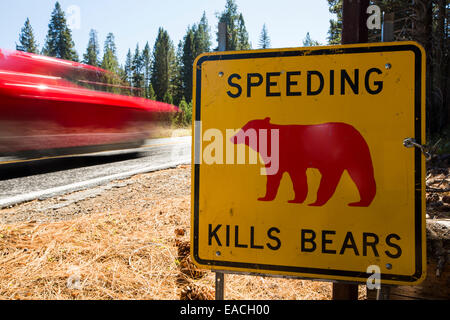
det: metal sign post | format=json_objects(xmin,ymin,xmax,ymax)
[
  {"xmin": 213, "ymin": 21, "xmax": 228, "ymax": 301},
  {"xmin": 215, "ymin": 271, "xmax": 225, "ymax": 300}
]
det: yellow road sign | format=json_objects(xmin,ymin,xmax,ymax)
[{"xmin": 191, "ymin": 42, "xmax": 426, "ymax": 285}]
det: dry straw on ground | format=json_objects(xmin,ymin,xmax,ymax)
[
  {"xmin": 149, "ymin": 125, "xmax": 191, "ymax": 139},
  {"xmin": 0, "ymin": 204, "xmax": 181, "ymax": 299},
  {"xmin": 0, "ymin": 166, "xmax": 366, "ymax": 300}
]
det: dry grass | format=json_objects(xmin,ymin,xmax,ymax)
[
  {"xmin": 0, "ymin": 203, "xmax": 183, "ymax": 299},
  {"xmin": 0, "ymin": 165, "xmax": 366, "ymax": 300},
  {"xmin": 149, "ymin": 125, "xmax": 191, "ymax": 139}
]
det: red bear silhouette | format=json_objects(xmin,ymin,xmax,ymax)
[{"xmin": 230, "ymin": 118, "xmax": 376, "ymax": 207}]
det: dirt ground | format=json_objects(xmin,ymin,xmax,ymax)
[{"xmin": 0, "ymin": 165, "xmax": 370, "ymax": 300}]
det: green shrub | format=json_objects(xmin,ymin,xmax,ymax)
[{"xmin": 172, "ymin": 98, "xmax": 192, "ymax": 128}]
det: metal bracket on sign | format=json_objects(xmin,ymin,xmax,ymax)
[{"xmin": 403, "ymin": 138, "xmax": 431, "ymax": 160}]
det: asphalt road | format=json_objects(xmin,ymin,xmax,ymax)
[{"xmin": 0, "ymin": 136, "xmax": 191, "ymax": 208}]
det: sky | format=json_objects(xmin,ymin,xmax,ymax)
[{"xmin": 0, "ymin": 0, "xmax": 335, "ymax": 64}]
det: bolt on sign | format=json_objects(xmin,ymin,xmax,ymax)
[{"xmin": 191, "ymin": 42, "xmax": 426, "ymax": 285}]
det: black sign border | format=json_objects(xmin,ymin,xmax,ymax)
[{"xmin": 193, "ymin": 43, "xmax": 424, "ymax": 283}]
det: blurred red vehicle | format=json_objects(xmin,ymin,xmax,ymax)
[{"xmin": 0, "ymin": 49, "xmax": 177, "ymax": 158}]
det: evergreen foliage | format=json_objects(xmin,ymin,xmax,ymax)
[
  {"xmin": 123, "ymin": 49, "xmax": 133, "ymax": 85},
  {"xmin": 142, "ymin": 42, "xmax": 152, "ymax": 99},
  {"xmin": 132, "ymin": 44, "xmax": 144, "ymax": 95},
  {"xmin": 326, "ymin": 0, "xmax": 342, "ymax": 45},
  {"xmin": 16, "ymin": 18, "xmax": 38, "ymax": 53},
  {"xmin": 236, "ymin": 13, "xmax": 251, "ymax": 50},
  {"xmin": 302, "ymin": 32, "xmax": 321, "ymax": 46},
  {"xmin": 163, "ymin": 91, "xmax": 173, "ymax": 105},
  {"xmin": 18, "ymin": 0, "xmax": 292, "ymax": 128},
  {"xmin": 180, "ymin": 12, "xmax": 212, "ymax": 103},
  {"xmin": 216, "ymin": 0, "xmax": 251, "ymax": 51},
  {"xmin": 83, "ymin": 29, "xmax": 100, "ymax": 66},
  {"xmin": 258, "ymin": 23, "xmax": 270, "ymax": 49},
  {"xmin": 181, "ymin": 28, "xmax": 195, "ymax": 102},
  {"xmin": 172, "ymin": 98, "xmax": 193, "ymax": 127},
  {"xmin": 100, "ymin": 33, "xmax": 122, "ymax": 93},
  {"xmin": 195, "ymin": 12, "xmax": 212, "ymax": 55},
  {"xmin": 42, "ymin": 1, "xmax": 78, "ymax": 61},
  {"xmin": 171, "ymin": 41, "xmax": 185, "ymax": 106},
  {"xmin": 101, "ymin": 33, "xmax": 120, "ymax": 73},
  {"xmin": 326, "ymin": 0, "xmax": 449, "ymax": 135},
  {"xmin": 147, "ymin": 83, "xmax": 156, "ymax": 100},
  {"xmin": 151, "ymin": 27, "xmax": 176, "ymax": 102}
]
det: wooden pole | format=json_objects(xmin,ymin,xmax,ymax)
[
  {"xmin": 331, "ymin": 0, "xmax": 370, "ymax": 301},
  {"xmin": 382, "ymin": 12, "xmax": 395, "ymax": 42},
  {"xmin": 376, "ymin": 285, "xmax": 391, "ymax": 300},
  {"xmin": 342, "ymin": 0, "xmax": 369, "ymax": 44},
  {"xmin": 332, "ymin": 283, "xmax": 359, "ymax": 300},
  {"xmin": 218, "ymin": 22, "xmax": 227, "ymax": 52}
]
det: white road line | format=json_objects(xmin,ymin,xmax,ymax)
[{"xmin": 0, "ymin": 158, "xmax": 190, "ymax": 209}]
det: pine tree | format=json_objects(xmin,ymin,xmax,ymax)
[
  {"xmin": 99, "ymin": 33, "xmax": 120, "ymax": 93},
  {"xmin": 42, "ymin": 1, "xmax": 78, "ymax": 61},
  {"xmin": 142, "ymin": 42, "xmax": 152, "ymax": 99},
  {"xmin": 216, "ymin": 0, "xmax": 239, "ymax": 50},
  {"xmin": 16, "ymin": 18, "xmax": 38, "ymax": 53},
  {"xmin": 178, "ymin": 13, "xmax": 212, "ymax": 103},
  {"xmin": 216, "ymin": 0, "xmax": 251, "ymax": 51},
  {"xmin": 83, "ymin": 29, "xmax": 100, "ymax": 66},
  {"xmin": 194, "ymin": 12, "xmax": 212, "ymax": 55},
  {"xmin": 303, "ymin": 32, "xmax": 321, "ymax": 46},
  {"xmin": 181, "ymin": 27, "xmax": 195, "ymax": 102},
  {"xmin": 123, "ymin": 49, "xmax": 133, "ymax": 85},
  {"xmin": 151, "ymin": 28, "xmax": 176, "ymax": 102},
  {"xmin": 327, "ymin": 0, "xmax": 343, "ymax": 45},
  {"xmin": 101, "ymin": 33, "xmax": 119, "ymax": 73},
  {"xmin": 172, "ymin": 41, "xmax": 184, "ymax": 106},
  {"xmin": 236, "ymin": 13, "xmax": 251, "ymax": 50},
  {"xmin": 132, "ymin": 43, "xmax": 144, "ymax": 95},
  {"xmin": 258, "ymin": 24, "xmax": 270, "ymax": 49}
]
